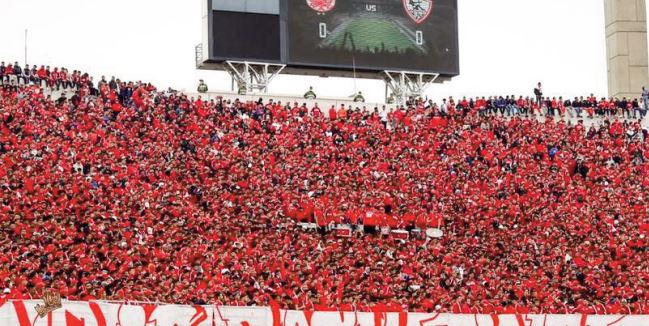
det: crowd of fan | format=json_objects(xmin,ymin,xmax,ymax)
[
  {"xmin": 437, "ymin": 94, "xmax": 648, "ymax": 120},
  {"xmin": 0, "ymin": 61, "xmax": 94, "ymax": 91},
  {"xmin": 1, "ymin": 62, "xmax": 649, "ymax": 315}
]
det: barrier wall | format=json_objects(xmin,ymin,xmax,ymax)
[
  {"xmin": 186, "ymin": 90, "xmax": 396, "ymax": 112},
  {"xmin": 0, "ymin": 300, "xmax": 647, "ymax": 326}
]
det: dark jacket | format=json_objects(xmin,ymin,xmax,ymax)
[{"xmin": 495, "ymin": 98, "xmax": 506, "ymax": 109}]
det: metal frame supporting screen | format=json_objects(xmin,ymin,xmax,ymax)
[
  {"xmin": 284, "ymin": 0, "xmax": 459, "ymax": 75},
  {"xmin": 211, "ymin": 10, "xmax": 281, "ymax": 62}
]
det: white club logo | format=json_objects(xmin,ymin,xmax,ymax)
[{"xmin": 403, "ymin": 0, "xmax": 433, "ymax": 24}]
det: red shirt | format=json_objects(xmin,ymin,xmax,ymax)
[{"xmin": 328, "ymin": 107, "xmax": 337, "ymax": 120}]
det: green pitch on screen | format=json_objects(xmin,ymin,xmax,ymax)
[{"xmin": 321, "ymin": 19, "xmax": 426, "ymax": 54}]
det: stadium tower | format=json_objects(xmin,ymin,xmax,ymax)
[{"xmin": 605, "ymin": 0, "xmax": 649, "ymax": 98}]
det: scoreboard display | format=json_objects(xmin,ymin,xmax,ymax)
[
  {"xmin": 203, "ymin": 0, "xmax": 460, "ymax": 77},
  {"xmin": 283, "ymin": 0, "xmax": 459, "ymax": 74}
]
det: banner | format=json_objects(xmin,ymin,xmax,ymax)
[{"xmin": 0, "ymin": 300, "xmax": 647, "ymax": 326}]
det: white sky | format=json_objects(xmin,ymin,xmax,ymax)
[{"xmin": 0, "ymin": 0, "xmax": 645, "ymax": 103}]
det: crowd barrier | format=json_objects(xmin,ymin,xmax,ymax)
[
  {"xmin": 185, "ymin": 90, "xmax": 395, "ymax": 112},
  {"xmin": 0, "ymin": 300, "xmax": 647, "ymax": 326}
]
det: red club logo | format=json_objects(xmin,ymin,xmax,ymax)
[
  {"xmin": 403, "ymin": 0, "xmax": 434, "ymax": 24},
  {"xmin": 306, "ymin": 0, "xmax": 336, "ymax": 13}
]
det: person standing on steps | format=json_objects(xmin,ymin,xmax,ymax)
[{"xmin": 534, "ymin": 82, "xmax": 543, "ymax": 106}]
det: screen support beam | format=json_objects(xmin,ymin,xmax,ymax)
[
  {"xmin": 382, "ymin": 71, "xmax": 439, "ymax": 105},
  {"xmin": 195, "ymin": 44, "xmax": 204, "ymax": 67},
  {"xmin": 224, "ymin": 61, "xmax": 286, "ymax": 94}
]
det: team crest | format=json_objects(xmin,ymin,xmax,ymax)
[
  {"xmin": 306, "ymin": 0, "xmax": 335, "ymax": 13},
  {"xmin": 403, "ymin": 0, "xmax": 433, "ymax": 24}
]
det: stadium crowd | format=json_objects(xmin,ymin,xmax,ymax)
[{"xmin": 1, "ymin": 62, "xmax": 649, "ymax": 315}]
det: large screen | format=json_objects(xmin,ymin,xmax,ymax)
[
  {"xmin": 211, "ymin": 10, "xmax": 281, "ymax": 62},
  {"xmin": 284, "ymin": 0, "xmax": 459, "ymax": 74}
]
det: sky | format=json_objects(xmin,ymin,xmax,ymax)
[{"xmin": 0, "ymin": 0, "xmax": 642, "ymax": 103}]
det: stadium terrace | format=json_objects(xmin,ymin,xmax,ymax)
[{"xmin": 0, "ymin": 63, "xmax": 649, "ymax": 316}]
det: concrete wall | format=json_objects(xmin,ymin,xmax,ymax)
[
  {"xmin": 187, "ymin": 90, "xmax": 399, "ymax": 112},
  {"xmin": 605, "ymin": 0, "xmax": 649, "ymax": 99}
]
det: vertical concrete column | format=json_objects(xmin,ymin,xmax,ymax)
[{"xmin": 605, "ymin": 0, "xmax": 649, "ymax": 99}]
